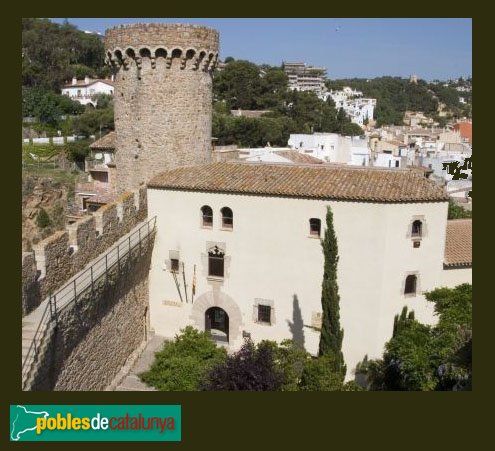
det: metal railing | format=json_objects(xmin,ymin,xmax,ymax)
[
  {"xmin": 21, "ymin": 216, "xmax": 156, "ymax": 388},
  {"xmin": 21, "ymin": 300, "xmax": 53, "ymax": 384}
]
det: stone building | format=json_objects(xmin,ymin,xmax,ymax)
[
  {"xmin": 283, "ymin": 62, "xmax": 327, "ymax": 95},
  {"xmin": 105, "ymin": 23, "xmax": 220, "ymax": 194}
]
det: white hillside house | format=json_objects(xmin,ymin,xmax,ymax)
[
  {"xmin": 146, "ymin": 162, "xmax": 471, "ymax": 380},
  {"xmin": 321, "ymin": 87, "xmax": 376, "ymax": 127},
  {"xmin": 61, "ymin": 77, "xmax": 114, "ymax": 107}
]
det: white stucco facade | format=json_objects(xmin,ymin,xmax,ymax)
[
  {"xmin": 61, "ymin": 78, "xmax": 114, "ymax": 106},
  {"xmin": 321, "ymin": 87, "xmax": 376, "ymax": 127},
  {"xmin": 147, "ymin": 187, "xmax": 462, "ymax": 380},
  {"xmin": 288, "ymin": 133, "xmax": 369, "ymax": 164}
]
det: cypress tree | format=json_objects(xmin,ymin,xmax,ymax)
[{"xmin": 318, "ymin": 206, "xmax": 346, "ymax": 376}]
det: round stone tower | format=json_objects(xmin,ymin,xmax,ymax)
[{"xmin": 105, "ymin": 23, "xmax": 219, "ymax": 193}]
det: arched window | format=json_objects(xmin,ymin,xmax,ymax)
[
  {"xmin": 208, "ymin": 246, "xmax": 224, "ymax": 278},
  {"xmin": 221, "ymin": 207, "xmax": 233, "ymax": 229},
  {"xmin": 412, "ymin": 220, "xmax": 422, "ymax": 238},
  {"xmin": 404, "ymin": 275, "xmax": 417, "ymax": 295},
  {"xmin": 201, "ymin": 205, "xmax": 213, "ymax": 228},
  {"xmin": 309, "ymin": 218, "xmax": 321, "ymax": 237}
]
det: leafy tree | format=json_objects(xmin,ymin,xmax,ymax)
[
  {"xmin": 72, "ymin": 108, "xmax": 114, "ymax": 137},
  {"xmin": 318, "ymin": 206, "xmax": 346, "ymax": 376},
  {"xmin": 202, "ymin": 339, "xmax": 286, "ymax": 391},
  {"xmin": 261, "ymin": 339, "xmax": 310, "ymax": 391},
  {"xmin": 91, "ymin": 93, "xmax": 114, "ymax": 110},
  {"xmin": 22, "ymin": 18, "xmax": 106, "ymax": 90},
  {"xmin": 447, "ymin": 199, "xmax": 472, "ymax": 219},
  {"xmin": 298, "ymin": 354, "xmax": 345, "ymax": 391},
  {"xmin": 65, "ymin": 139, "xmax": 92, "ymax": 162},
  {"xmin": 140, "ymin": 326, "xmax": 227, "ymax": 391},
  {"xmin": 362, "ymin": 284, "xmax": 472, "ymax": 391},
  {"xmin": 22, "ymin": 87, "xmax": 84, "ymax": 125},
  {"xmin": 212, "ymin": 113, "xmax": 295, "ymax": 147},
  {"xmin": 213, "ymin": 60, "xmax": 264, "ymax": 109}
]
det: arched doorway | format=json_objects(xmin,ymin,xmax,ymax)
[{"xmin": 205, "ymin": 307, "xmax": 229, "ymax": 343}]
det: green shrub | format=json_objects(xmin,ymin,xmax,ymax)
[
  {"xmin": 447, "ymin": 199, "xmax": 472, "ymax": 219},
  {"xmin": 140, "ymin": 326, "xmax": 227, "ymax": 391},
  {"xmin": 36, "ymin": 208, "xmax": 51, "ymax": 229},
  {"xmin": 261, "ymin": 339, "xmax": 311, "ymax": 391},
  {"xmin": 298, "ymin": 353, "xmax": 345, "ymax": 391}
]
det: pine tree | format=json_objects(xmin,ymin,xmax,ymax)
[{"xmin": 318, "ymin": 206, "xmax": 346, "ymax": 376}]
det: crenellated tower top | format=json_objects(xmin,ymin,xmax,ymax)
[{"xmin": 105, "ymin": 23, "xmax": 219, "ymax": 72}]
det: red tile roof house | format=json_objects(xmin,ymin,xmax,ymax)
[
  {"xmin": 453, "ymin": 121, "xmax": 472, "ymax": 145},
  {"xmin": 61, "ymin": 77, "xmax": 114, "ymax": 107},
  {"xmin": 146, "ymin": 161, "xmax": 471, "ymax": 379}
]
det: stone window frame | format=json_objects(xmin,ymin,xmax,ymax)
[
  {"xmin": 406, "ymin": 215, "xmax": 428, "ymax": 241},
  {"xmin": 207, "ymin": 246, "xmax": 225, "ymax": 278},
  {"xmin": 402, "ymin": 271, "xmax": 421, "ymax": 298},
  {"xmin": 309, "ymin": 217, "xmax": 322, "ymax": 238},
  {"xmin": 201, "ymin": 242, "xmax": 231, "ymax": 284},
  {"xmin": 252, "ymin": 298, "xmax": 276, "ymax": 326},
  {"xmin": 165, "ymin": 250, "xmax": 182, "ymax": 274}
]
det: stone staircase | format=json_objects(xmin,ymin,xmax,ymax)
[
  {"xmin": 114, "ymin": 334, "xmax": 165, "ymax": 391},
  {"xmin": 22, "ymin": 315, "xmax": 55, "ymax": 390}
]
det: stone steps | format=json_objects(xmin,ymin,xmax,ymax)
[
  {"xmin": 113, "ymin": 335, "xmax": 165, "ymax": 391},
  {"xmin": 21, "ymin": 319, "xmax": 54, "ymax": 390},
  {"xmin": 115, "ymin": 374, "xmax": 156, "ymax": 391}
]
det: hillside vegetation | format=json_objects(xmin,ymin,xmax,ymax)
[{"xmin": 326, "ymin": 77, "xmax": 471, "ymax": 127}]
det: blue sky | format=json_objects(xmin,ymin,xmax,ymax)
[{"xmin": 50, "ymin": 18, "xmax": 472, "ymax": 80}]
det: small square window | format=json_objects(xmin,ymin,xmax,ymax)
[
  {"xmin": 258, "ymin": 305, "xmax": 271, "ymax": 324},
  {"xmin": 309, "ymin": 218, "xmax": 321, "ymax": 237},
  {"xmin": 170, "ymin": 258, "xmax": 179, "ymax": 272},
  {"xmin": 413, "ymin": 241, "xmax": 421, "ymax": 248}
]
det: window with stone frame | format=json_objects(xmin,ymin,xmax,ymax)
[
  {"xmin": 208, "ymin": 246, "xmax": 224, "ymax": 278},
  {"xmin": 309, "ymin": 218, "xmax": 321, "ymax": 237},
  {"xmin": 257, "ymin": 305, "xmax": 272, "ymax": 324},
  {"xmin": 411, "ymin": 220, "xmax": 423, "ymax": 238},
  {"xmin": 170, "ymin": 258, "xmax": 179, "ymax": 272},
  {"xmin": 404, "ymin": 274, "xmax": 417, "ymax": 295}
]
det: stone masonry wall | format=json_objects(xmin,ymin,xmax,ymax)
[
  {"xmin": 105, "ymin": 23, "xmax": 219, "ymax": 194},
  {"xmin": 22, "ymin": 186, "xmax": 147, "ymax": 315},
  {"xmin": 29, "ymin": 235, "xmax": 154, "ymax": 391}
]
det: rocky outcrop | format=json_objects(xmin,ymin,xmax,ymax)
[{"xmin": 22, "ymin": 176, "xmax": 69, "ymax": 252}]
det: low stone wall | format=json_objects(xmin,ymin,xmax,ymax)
[
  {"xmin": 30, "ymin": 232, "xmax": 154, "ymax": 391},
  {"xmin": 22, "ymin": 187, "xmax": 147, "ymax": 315}
]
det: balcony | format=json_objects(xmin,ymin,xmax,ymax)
[{"xmin": 86, "ymin": 159, "xmax": 113, "ymax": 171}]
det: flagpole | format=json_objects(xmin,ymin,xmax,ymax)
[
  {"xmin": 182, "ymin": 262, "xmax": 189, "ymax": 304},
  {"xmin": 191, "ymin": 264, "xmax": 196, "ymax": 304}
]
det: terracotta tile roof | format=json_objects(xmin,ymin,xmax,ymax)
[
  {"xmin": 444, "ymin": 219, "xmax": 472, "ymax": 267},
  {"xmin": 274, "ymin": 150, "xmax": 323, "ymax": 164},
  {"xmin": 63, "ymin": 79, "xmax": 114, "ymax": 88},
  {"xmin": 90, "ymin": 131, "xmax": 116, "ymax": 150},
  {"xmin": 147, "ymin": 162, "xmax": 449, "ymax": 202},
  {"xmin": 453, "ymin": 122, "xmax": 472, "ymax": 145}
]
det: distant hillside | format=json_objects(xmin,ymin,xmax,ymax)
[
  {"xmin": 325, "ymin": 77, "xmax": 471, "ymax": 127},
  {"xmin": 22, "ymin": 18, "xmax": 108, "ymax": 91}
]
